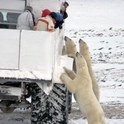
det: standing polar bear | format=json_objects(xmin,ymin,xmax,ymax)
[{"xmin": 60, "ymin": 36, "xmax": 105, "ymax": 124}]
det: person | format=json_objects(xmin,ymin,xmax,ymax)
[
  {"xmin": 34, "ymin": 11, "xmax": 56, "ymax": 32},
  {"xmin": 42, "ymin": 9, "xmax": 51, "ymax": 17},
  {"xmin": 16, "ymin": 6, "xmax": 35, "ymax": 30},
  {"xmin": 54, "ymin": 12, "xmax": 64, "ymax": 29},
  {"xmin": 60, "ymin": 1, "xmax": 69, "ymax": 19}
]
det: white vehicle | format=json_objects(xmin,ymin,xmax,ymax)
[{"xmin": 0, "ymin": 0, "xmax": 72, "ymax": 123}]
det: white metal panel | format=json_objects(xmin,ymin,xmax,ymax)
[
  {"xmin": 20, "ymin": 30, "xmax": 55, "ymax": 80},
  {"xmin": 0, "ymin": 29, "xmax": 20, "ymax": 69},
  {"xmin": 52, "ymin": 29, "xmax": 73, "ymax": 83}
]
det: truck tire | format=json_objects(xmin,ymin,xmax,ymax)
[
  {"xmin": 68, "ymin": 91, "xmax": 72, "ymax": 114},
  {"xmin": 31, "ymin": 83, "xmax": 70, "ymax": 124}
]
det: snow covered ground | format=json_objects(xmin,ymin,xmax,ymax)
[{"xmin": 69, "ymin": 119, "xmax": 124, "ymax": 124}]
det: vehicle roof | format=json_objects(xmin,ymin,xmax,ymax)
[{"xmin": 0, "ymin": 0, "xmax": 25, "ymax": 12}]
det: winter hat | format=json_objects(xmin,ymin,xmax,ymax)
[
  {"xmin": 25, "ymin": 6, "xmax": 33, "ymax": 12},
  {"xmin": 42, "ymin": 9, "xmax": 51, "ymax": 17}
]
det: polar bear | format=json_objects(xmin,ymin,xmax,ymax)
[
  {"xmin": 60, "ymin": 36, "xmax": 105, "ymax": 124},
  {"xmin": 63, "ymin": 36, "xmax": 99, "ymax": 100}
]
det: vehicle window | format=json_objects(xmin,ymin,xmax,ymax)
[
  {"xmin": 0, "ymin": 0, "xmax": 24, "ymax": 29},
  {"xmin": 0, "ymin": 11, "xmax": 21, "ymax": 29},
  {"xmin": 0, "ymin": 12, "xmax": 4, "ymax": 22},
  {"xmin": 7, "ymin": 12, "xmax": 20, "ymax": 23}
]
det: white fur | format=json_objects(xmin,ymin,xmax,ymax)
[{"xmin": 60, "ymin": 37, "xmax": 105, "ymax": 124}]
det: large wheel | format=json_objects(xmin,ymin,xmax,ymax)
[{"xmin": 31, "ymin": 82, "xmax": 70, "ymax": 124}]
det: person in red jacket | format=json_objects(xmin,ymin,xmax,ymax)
[{"xmin": 34, "ymin": 10, "xmax": 56, "ymax": 32}]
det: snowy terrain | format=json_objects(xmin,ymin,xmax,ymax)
[{"xmin": 0, "ymin": 0, "xmax": 124, "ymax": 124}]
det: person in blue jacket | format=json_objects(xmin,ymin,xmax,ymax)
[{"xmin": 54, "ymin": 12, "xmax": 64, "ymax": 29}]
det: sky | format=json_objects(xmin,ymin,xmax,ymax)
[{"xmin": 65, "ymin": 0, "xmax": 124, "ymax": 29}]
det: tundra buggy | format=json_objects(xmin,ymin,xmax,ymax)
[{"xmin": 0, "ymin": 0, "xmax": 72, "ymax": 123}]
